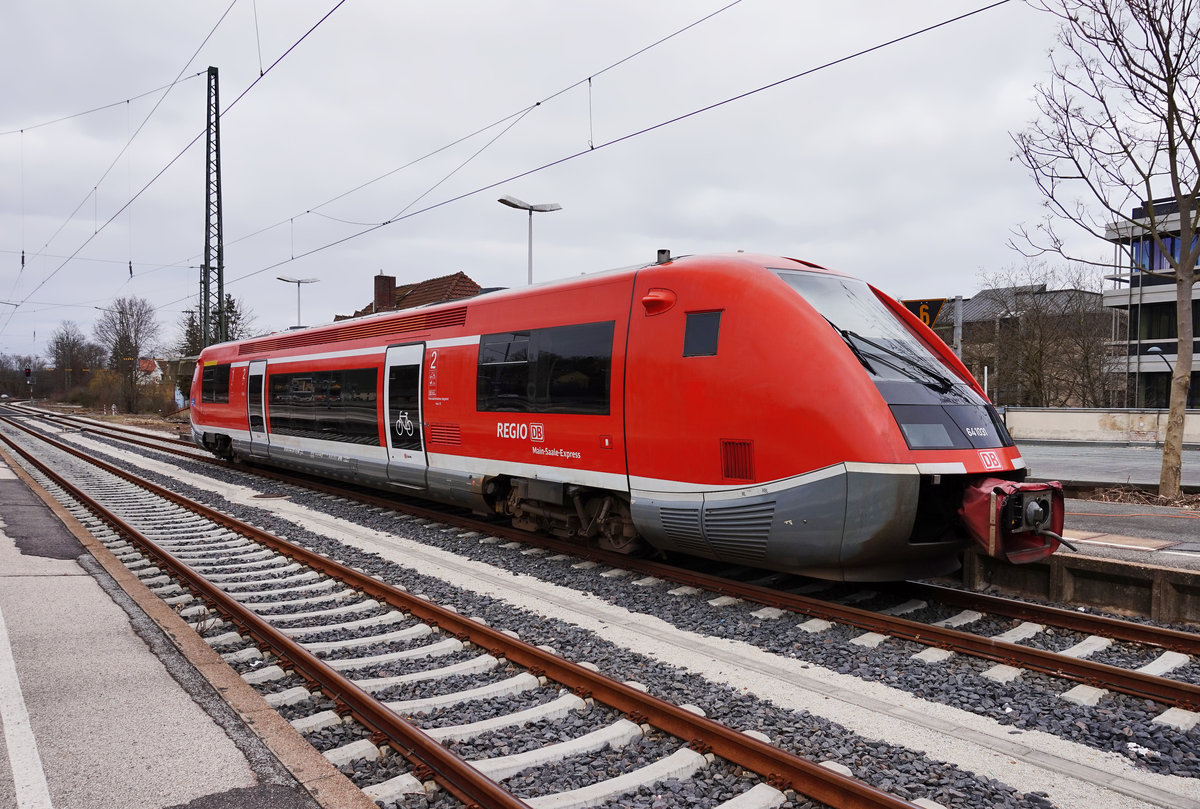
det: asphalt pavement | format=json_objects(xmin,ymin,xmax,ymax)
[{"xmin": 1020, "ymin": 441, "xmax": 1200, "ymax": 491}]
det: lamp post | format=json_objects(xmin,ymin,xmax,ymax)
[
  {"xmin": 277, "ymin": 276, "xmax": 319, "ymax": 327},
  {"xmin": 498, "ymin": 195, "xmax": 561, "ymax": 285},
  {"xmin": 1147, "ymin": 346, "xmax": 1173, "ymax": 416}
]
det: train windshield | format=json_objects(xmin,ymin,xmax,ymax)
[
  {"xmin": 772, "ymin": 270, "xmax": 951, "ymax": 388},
  {"xmin": 772, "ymin": 269, "xmax": 1013, "ymax": 449}
]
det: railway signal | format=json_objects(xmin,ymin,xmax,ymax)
[{"xmin": 901, "ymin": 298, "xmax": 946, "ymax": 327}]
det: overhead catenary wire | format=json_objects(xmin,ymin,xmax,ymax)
[
  {"xmin": 4, "ymin": 0, "xmax": 750, "ymax": 316},
  {"xmin": 136, "ymin": 0, "xmax": 751, "ymax": 284},
  {"xmin": 0, "ymin": 0, "xmax": 349, "ymax": 339},
  {"xmin": 16, "ymin": 1, "xmax": 240, "ymax": 279},
  {"xmin": 180, "ymin": 0, "xmax": 1015, "ymax": 300},
  {"xmin": 10, "ymin": 0, "xmax": 1015, "ymax": 333},
  {"xmin": 0, "ymin": 73, "xmax": 207, "ymax": 138}
]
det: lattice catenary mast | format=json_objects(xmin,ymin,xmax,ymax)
[{"xmin": 200, "ymin": 66, "xmax": 225, "ymax": 347}]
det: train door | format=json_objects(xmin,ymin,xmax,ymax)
[
  {"xmin": 383, "ymin": 343, "xmax": 428, "ymax": 489},
  {"xmin": 247, "ymin": 360, "xmax": 269, "ymax": 457}
]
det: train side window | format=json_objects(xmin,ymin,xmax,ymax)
[
  {"xmin": 535, "ymin": 321, "xmax": 613, "ymax": 415},
  {"xmin": 683, "ymin": 311, "xmax": 722, "ymax": 357},
  {"xmin": 477, "ymin": 322, "xmax": 614, "ymax": 414},
  {"xmin": 268, "ymin": 373, "xmax": 294, "ymax": 432},
  {"xmin": 477, "ymin": 332, "xmax": 532, "ymax": 411},
  {"xmin": 266, "ymin": 367, "xmax": 378, "ymax": 444},
  {"xmin": 201, "ymin": 363, "xmax": 231, "ymax": 403},
  {"xmin": 341, "ymin": 368, "xmax": 379, "ymax": 444}
]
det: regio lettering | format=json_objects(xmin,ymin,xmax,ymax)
[{"xmin": 497, "ymin": 422, "xmax": 528, "ymax": 440}]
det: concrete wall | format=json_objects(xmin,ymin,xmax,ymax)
[{"xmin": 1004, "ymin": 407, "xmax": 1200, "ymax": 444}]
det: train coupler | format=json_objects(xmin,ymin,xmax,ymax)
[{"xmin": 958, "ymin": 478, "xmax": 1066, "ymax": 564}]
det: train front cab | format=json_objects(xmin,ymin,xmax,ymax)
[
  {"xmin": 620, "ymin": 255, "xmax": 940, "ymax": 580},
  {"xmin": 190, "ymin": 354, "xmax": 245, "ymax": 460},
  {"xmin": 622, "ymin": 254, "xmax": 1056, "ymax": 582}
]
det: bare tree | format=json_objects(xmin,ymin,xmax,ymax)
[
  {"xmin": 93, "ymin": 296, "xmax": 161, "ymax": 412},
  {"xmin": 966, "ymin": 263, "xmax": 1119, "ymax": 407},
  {"xmin": 223, "ymin": 294, "xmax": 258, "ymax": 341},
  {"xmin": 174, "ymin": 295, "xmax": 258, "ymax": 358},
  {"xmin": 1013, "ymin": 0, "xmax": 1200, "ymax": 497},
  {"xmin": 0, "ymin": 353, "xmax": 36, "ymax": 398},
  {"xmin": 46, "ymin": 321, "xmax": 103, "ymax": 394}
]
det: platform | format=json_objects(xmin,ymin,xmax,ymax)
[{"xmin": 1020, "ymin": 441, "xmax": 1200, "ymax": 570}]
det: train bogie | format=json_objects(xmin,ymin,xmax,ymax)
[{"xmin": 190, "ymin": 252, "xmax": 1064, "ymax": 581}]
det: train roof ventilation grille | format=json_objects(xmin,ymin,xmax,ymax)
[
  {"xmin": 238, "ymin": 307, "xmax": 468, "ymax": 356},
  {"xmin": 721, "ymin": 439, "xmax": 754, "ymax": 482}
]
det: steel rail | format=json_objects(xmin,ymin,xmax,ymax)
[
  {"xmin": 36, "ymin": 412, "xmax": 1200, "ymax": 708},
  {"xmin": 30, "ymin": 409, "xmax": 197, "ymax": 449},
  {"xmin": 0, "ymin": 427, "xmax": 531, "ymax": 809},
  {"xmin": 664, "ymin": 567, "xmax": 1200, "ymax": 710},
  {"xmin": 904, "ymin": 581, "xmax": 1200, "ymax": 656},
  {"xmin": 0, "ymin": 417, "xmax": 922, "ymax": 809}
]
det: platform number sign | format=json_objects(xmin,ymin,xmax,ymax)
[{"xmin": 902, "ymin": 298, "xmax": 946, "ymax": 327}]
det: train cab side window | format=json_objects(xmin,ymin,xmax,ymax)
[
  {"xmin": 201, "ymin": 363, "xmax": 231, "ymax": 403},
  {"xmin": 683, "ymin": 311, "xmax": 722, "ymax": 357}
]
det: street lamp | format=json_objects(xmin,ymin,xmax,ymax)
[
  {"xmin": 1147, "ymin": 346, "xmax": 1173, "ymax": 410},
  {"xmin": 277, "ymin": 276, "xmax": 319, "ymax": 327},
  {"xmin": 498, "ymin": 195, "xmax": 561, "ymax": 285}
]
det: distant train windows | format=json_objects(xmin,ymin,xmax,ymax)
[
  {"xmin": 477, "ymin": 321, "xmax": 614, "ymax": 414},
  {"xmin": 683, "ymin": 311, "xmax": 722, "ymax": 357},
  {"xmin": 267, "ymin": 367, "xmax": 379, "ymax": 444},
  {"xmin": 201, "ymin": 363, "xmax": 231, "ymax": 404}
]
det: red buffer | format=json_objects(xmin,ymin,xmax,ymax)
[{"xmin": 959, "ymin": 478, "xmax": 1066, "ymax": 564}]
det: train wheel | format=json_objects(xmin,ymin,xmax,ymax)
[{"xmin": 585, "ymin": 496, "xmax": 641, "ymax": 554}]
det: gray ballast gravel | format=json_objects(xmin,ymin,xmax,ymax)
[{"xmin": 66, "ymin": 433, "xmax": 1200, "ymax": 809}]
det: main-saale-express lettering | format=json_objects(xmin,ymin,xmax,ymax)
[{"xmin": 497, "ymin": 422, "xmax": 528, "ymax": 440}]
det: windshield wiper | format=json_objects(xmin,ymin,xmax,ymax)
[
  {"xmin": 825, "ymin": 319, "xmax": 876, "ymax": 374},
  {"xmin": 842, "ymin": 329, "xmax": 955, "ymax": 393}
]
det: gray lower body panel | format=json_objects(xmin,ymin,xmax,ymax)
[
  {"xmin": 225, "ymin": 436, "xmax": 489, "ymax": 514},
  {"xmin": 632, "ymin": 464, "xmax": 963, "ymax": 582}
]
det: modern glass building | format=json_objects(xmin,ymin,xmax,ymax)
[{"xmin": 1103, "ymin": 198, "xmax": 1200, "ymax": 408}]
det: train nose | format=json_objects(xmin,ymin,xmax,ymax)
[{"xmin": 958, "ymin": 478, "xmax": 1066, "ymax": 564}]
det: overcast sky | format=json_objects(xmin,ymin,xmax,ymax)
[{"xmin": 0, "ymin": 0, "xmax": 1093, "ymax": 360}]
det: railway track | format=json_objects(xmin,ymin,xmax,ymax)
[
  {"xmin": 0, "ymin": 413, "xmax": 923, "ymax": 809},
  {"xmin": 3, "ymin": 408, "xmax": 1198, "ymax": 807},
  {"xmin": 29, "ymin": 409, "xmax": 1200, "ymax": 708}
]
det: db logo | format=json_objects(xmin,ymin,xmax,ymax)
[
  {"xmin": 979, "ymin": 450, "xmax": 1002, "ymax": 470},
  {"xmin": 530, "ymin": 423, "xmax": 545, "ymax": 442}
]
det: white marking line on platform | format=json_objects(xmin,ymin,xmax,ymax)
[
  {"xmin": 1071, "ymin": 538, "xmax": 1167, "ymax": 552},
  {"xmin": 0, "ymin": 603, "xmax": 54, "ymax": 809}
]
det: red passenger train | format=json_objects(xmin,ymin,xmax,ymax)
[{"xmin": 189, "ymin": 252, "xmax": 1064, "ymax": 581}]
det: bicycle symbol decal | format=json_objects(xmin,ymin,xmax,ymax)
[{"xmin": 396, "ymin": 411, "xmax": 414, "ymax": 437}]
